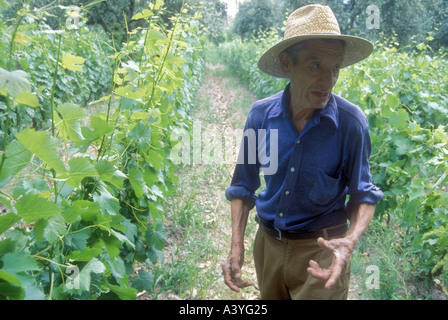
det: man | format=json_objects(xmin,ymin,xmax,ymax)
[{"xmin": 222, "ymin": 4, "xmax": 384, "ymax": 300}]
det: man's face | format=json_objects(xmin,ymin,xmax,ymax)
[{"xmin": 281, "ymin": 39, "xmax": 345, "ymax": 110}]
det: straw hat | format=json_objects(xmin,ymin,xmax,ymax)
[{"xmin": 258, "ymin": 4, "xmax": 374, "ymax": 78}]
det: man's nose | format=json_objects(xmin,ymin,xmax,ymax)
[{"xmin": 320, "ymin": 69, "xmax": 338, "ymax": 88}]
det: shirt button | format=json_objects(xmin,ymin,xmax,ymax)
[
  {"xmin": 279, "ymin": 212, "xmax": 284, "ymax": 217},
  {"xmin": 297, "ymin": 140, "xmax": 301, "ymax": 144},
  {"xmin": 285, "ymin": 190, "xmax": 290, "ymax": 195},
  {"xmin": 290, "ymin": 167, "xmax": 295, "ymax": 173}
]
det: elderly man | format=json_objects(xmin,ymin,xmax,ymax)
[{"xmin": 222, "ymin": 4, "xmax": 383, "ymax": 300}]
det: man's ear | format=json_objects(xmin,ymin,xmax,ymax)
[{"xmin": 279, "ymin": 52, "xmax": 291, "ymax": 75}]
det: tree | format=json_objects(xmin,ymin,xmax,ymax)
[
  {"xmin": 277, "ymin": 0, "xmax": 448, "ymax": 49},
  {"xmin": 232, "ymin": 0, "xmax": 282, "ymax": 39},
  {"xmin": 161, "ymin": 0, "xmax": 228, "ymax": 45}
]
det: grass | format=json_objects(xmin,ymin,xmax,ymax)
[{"xmin": 350, "ymin": 218, "xmax": 414, "ymax": 299}]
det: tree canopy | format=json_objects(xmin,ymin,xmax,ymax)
[{"xmin": 232, "ymin": 0, "xmax": 448, "ymax": 50}]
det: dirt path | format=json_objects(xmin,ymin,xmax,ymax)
[{"xmin": 184, "ymin": 62, "xmax": 259, "ymax": 299}]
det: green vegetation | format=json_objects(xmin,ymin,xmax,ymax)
[{"xmin": 0, "ymin": 0, "xmax": 206, "ymax": 300}]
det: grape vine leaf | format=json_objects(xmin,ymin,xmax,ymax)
[
  {"xmin": 61, "ymin": 52, "xmax": 86, "ymax": 72},
  {"xmin": 0, "ymin": 140, "xmax": 32, "ymax": 188},
  {"xmin": 14, "ymin": 194, "xmax": 62, "ymax": 223},
  {"xmin": 0, "ymin": 68, "xmax": 31, "ymax": 98},
  {"xmin": 65, "ymin": 156, "xmax": 99, "ymax": 187},
  {"xmin": 16, "ymin": 129, "xmax": 67, "ymax": 174}
]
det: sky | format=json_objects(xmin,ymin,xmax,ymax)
[{"xmin": 222, "ymin": 0, "xmax": 238, "ymax": 17}]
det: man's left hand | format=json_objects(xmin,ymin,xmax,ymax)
[{"xmin": 307, "ymin": 236, "xmax": 356, "ymax": 289}]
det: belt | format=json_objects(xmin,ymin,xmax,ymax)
[{"xmin": 256, "ymin": 215, "xmax": 347, "ymax": 241}]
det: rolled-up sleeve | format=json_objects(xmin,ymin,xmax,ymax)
[
  {"xmin": 346, "ymin": 124, "xmax": 384, "ymax": 205},
  {"xmin": 225, "ymin": 112, "xmax": 261, "ymax": 209}
]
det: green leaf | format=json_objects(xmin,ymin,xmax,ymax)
[
  {"xmin": 110, "ymin": 229, "xmax": 135, "ymax": 249},
  {"xmin": 54, "ymin": 103, "xmax": 87, "ymax": 142},
  {"xmin": 0, "ymin": 282, "xmax": 25, "ymax": 300},
  {"xmin": 114, "ymin": 84, "xmax": 146, "ymax": 101},
  {"xmin": 0, "ymin": 252, "xmax": 41, "ymax": 274},
  {"xmin": 132, "ymin": 8, "xmax": 153, "ymax": 20},
  {"xmin": 65, "ymin": 228, "xmax": 91, "ymax": 252},
  {"xmin": 145, "ymin": 222, "xmax": 167, "ymax": 250},
  {"xmin": 14, "ymin": 90, "xmax": 39, "ymax": 108},
  {"xmin": 94, "ymin": 235, "xmax": 122, "ymax": 259},
  {"xmin": 92, "ymin": 183, "xmax": 119, "ymax": 216},
  {"xmin": 0, "ymin": 213, "xmax": 21, "ymax": 234},
  {"xmin": 65, "ymin": 157, "xmax": 98, "ymax": 187},
  {"xmin": 148, "ymin": 149, "xmax": 163, "ymax": 170},
  {"xmin": 14, "ymin": 194, "xmax": 62, "ymax": 223},
  {"xmin": 95, "ymin": 160, "xmax": 127, "ymax": 189},
  {"xmin": 61, "ymin": 205, "xmax": 82, "ymax": 224},
  {"xmin": 108, "ymin": 285, "xmax": 137, "ymax": 300},
  {"xmin": 145, "ymin": 246, "xmax": 164, "ymax": 265},
  {"xmin": 390, "ymin": 108, "xmax": 409, "ymax": 130},
  {"xmin": 81, "ymin": 115, "xmax": 114, "ymax": 141},
  {"xmin": 61, "ymin": 200, "xmax": 100, "ymax": 224},
  {"xmin": 61, "ymin": 52, "xmax": 86, "ymax": 72},
  {"xmin": 13, "ymin": 32, "xmax": 33, "ymax": 45},
  {"xmin": 0, "ymin": 270, "xmax": 20, "ymax": 285},
  {"xmin": 78, "ymin": 258, "xmax": 106, "ymax": 291},
  {"xmin": 0, "ymin": 68, "xmax": 31, "ymax": 98},
  {"xmin": 67, "ymin": 247, "xmax": 103, "ymax": 262},
  {"xmin": 0, "ymin": 140, "xmax": 32, "ymax": 188},
  {"xmin": 129, "ymin": 167, "xmax": 145, "ymax": 198},
  {"xmin": 130, "ymin": 112, "xmax": 149, "ymax": 120},
  {"xmin": 34, "ymin": 214, "xmax": 66, "ymax": 244},
  {"xmin": 129, "ymin": 121, "xmax": 152, "ymax": 151},
  {"xmin": 131, "ymin": 269, "xmax": 154, "ymax": 292},
  {"xmin": 16, "ymin": 129, "xmax": 67, "ymax": 174}
]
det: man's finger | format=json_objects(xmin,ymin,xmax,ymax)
[
  {"xmin": 307, "ymin": 260, "xmax": 332, "ymax": 280},
  {"xmin": 324, "ymin": 255, "xmax": 345, "ymax": 289},
  {"xmin": 317, "ymin": 237, "xmax": 333, "ymax": 250},
  {"xmin": 222, "ymin": 262, "xmax": 240, "ymax": 292},
  {"xmin": 222, "ymin": 261, "xmax": 253, "ymax": 292}
]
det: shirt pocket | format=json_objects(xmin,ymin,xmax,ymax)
[{"xmin": 309, "ymin": 168, "xmax": 344, "ymax": 205}]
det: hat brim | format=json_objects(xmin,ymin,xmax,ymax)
[{"xmin": 258, "ymin": 34, "xmax": 374, "ymax": 78}]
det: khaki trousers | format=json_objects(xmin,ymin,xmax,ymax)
[{"xmin": 253, "ymin": 226, "xmax": 351, "ymax": 300}]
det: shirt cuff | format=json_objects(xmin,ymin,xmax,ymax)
[
  {"xmin": 225, "ymin": 186, "xmax": 257, "ymax": 209},
  {"xmin": 349, "ymin": 186, "xmax": 384, "ymax": 205}
]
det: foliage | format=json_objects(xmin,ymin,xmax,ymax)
[
  {"xmin": 0, "ymin": 1, "xmax": 205, "ymax": 300},
  {"xmin": 220, "ymin": 34, "xmax": 448, "ymax": 286},
  {"xmin": 232, "ymin": 0, "xmax": 448, "ymax": 50},
  {"xmin": 0, "ymin": 5, "xmax": 113, "ymax": 143},
  {"xmin": 219, "ymin": 32, "xmax": 288, "ymax": 98},
  {"xmin": 2, "ymin": 0, "xmax": 148, "ymax": 44},
  {"xmin": 232, "ymin": 0, "xmax": 282, "ymax": 39},
  {"xmin": 160, "ymin": 0, "xmax": 228, "ymax": 45}
]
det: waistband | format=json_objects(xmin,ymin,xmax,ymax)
[{"xmin": 255, "ymin": 215, "xmax": 347, "ymax": 241}]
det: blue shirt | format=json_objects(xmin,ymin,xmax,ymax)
[{"xmin": 225, "ymin": 84, "xmax": 383, "ymax": 232}]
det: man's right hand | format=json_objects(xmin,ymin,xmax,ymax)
[{"xmin": 222, "ymin": 245, "xmax": 253, "ymax": 292}]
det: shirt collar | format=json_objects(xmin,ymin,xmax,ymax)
[
  {"xmin": 318, "ymin": 94, "xmax": 339, "ymax": 129},
  {"xmin": 270, "ymin": 83, "xmax": 339, "ymax": 130}
]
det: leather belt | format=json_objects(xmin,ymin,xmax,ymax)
[{"xmin": 256, "ymin": 215, "xmax": 347, "ymax": 241}]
